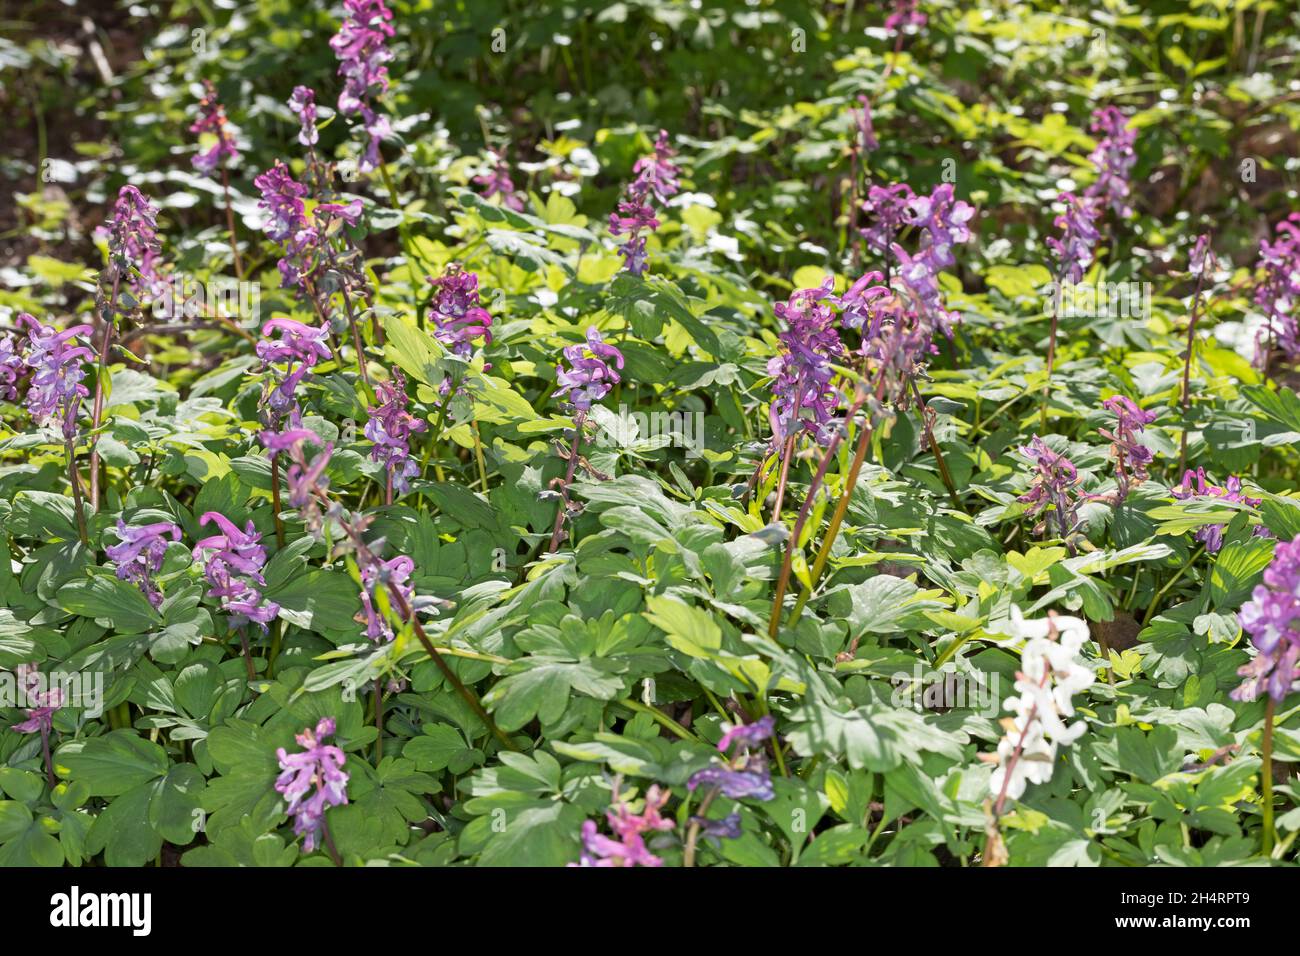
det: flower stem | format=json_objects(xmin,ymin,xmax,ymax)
[
  {"xmin": 88, "ymin": 275, "xmax": 121, "ymax": 509},
  {"xmin": 221, "ymin": 166, "xmax": 244, "ymax": 281},
  {"xmin": 682, "ymin": 787, "xmax": 719, "ymax": 868},
  {"xmin": 548, "ymin": 411, "xmax": 586, "ymax": 553},
  {"xmin": 65, "ymin": 437, "xmax": 90, "ymax": 547},
  {"xmin": 270, "ymin": 456, "xmax": 286, "ymax": 548},
  {"xmin": 1262, "ymin": 695, "xmax": 1276, "ymax": 856},
  {"xmin": 1178, "ymin": 252, "xmax": 1210, "ymax": 472}
]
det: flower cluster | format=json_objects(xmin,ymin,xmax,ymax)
[
  {"xmin": 190, "ymin": 80, "xmax": 240, "ymax": 176},
  {"xmin": 105, "ymin": 519, "xmax": 182, "ymax": 608},
  {"xmin": 555, "ymin": 326, "xmax": 624, "ymax": 412},
  {"xmin": 1099, "ymin": 396, "xmax": 1157, "ymax": 501},
  {"xmin": 890, "ymin": 183, "xmax": 974, "ymax": 338},
  {"xmin": 275, "ymin": 717, "xmax": 349, "ymax": 853},
  {"xmin": 428, "ymin": 267, "xmax": 493, "ymax": 358},
  {"xmin": 364, "ymin": 369, "xmax": 425, "ymax": 497},
  {"xmin": 1172, "ymin": 468, "xmax": 1263, "ymax": 554},
  {"xmin": 572, "ymin": 785, "xmax": 674, "ymax": 867},
  {"xmin": 256, "ymin": 317, "xmax": 333, "ymax": 424},
  {"xmin": 279, "ymin": 431, "xmax": 334, "ymax": 536},
  {"xmin": 859, "ymin": 183, "xmax": 914, "ymax": 257},
  {"xmin": 289, "ymin": 86, "xmax": 319, "ymax": 148},
  {"xmin": 0, "ymin": 332, "xmax": 23, "ymax": 402},
  {"xmin": 1018, "ymin": 437, "xmax": 1082, "ymax": 539},
  {"xmin": 1047, "ymin": 191, "xmax": 1101, "ymax": 285},
  {"xmin": 1253, "ymin": 214, "xmax": 1300, "ymax": 361},
  {"xmin": 473, "ymin": 151, "xmax": 525, "ymax": 212},
  {"xmin": 100, "ymin": 185, "xmax": 167, "ymax": 301},
  {"xmin": 609, "ymin": 129, "xmax": 679, "ymax": 275},
  {"xmin": 1234, "ymin": 537, "xmax": 1300, "ymax": 703},
  {"xmin": 885, "ymin": 0, "xmax": 928, "ymax": 34},
  {"xmin": 1084, "ymin": 106, "xmax": 1137, "ymax": 220},
  {"xmin": 255, "ymin": 161, "xmax": 363, "ymax": 290},
  {"xmin": 12, "ymin": 663, "xmax": 65, "ymax": 735},
  {"xmin": 17, "ymin": 313, "xmax": 92, "ymax": 440},
  {"xmin": 330, "ymin": 0, "xmax": 394, "ymax": 172},
  {"xmin": 1189, "ymin": 232, "xmax": 1213, "ymax": 278},
  {"xmin": 688, "ymin": 715, "xmax": 776, "ymax": 801},
  {"xmin": 768, "ymin": 277, "xmax": 844, "ymax": 444},
  {"xmin": 192, "ymin": 512, "xmax": 279, "ymax": 631},
  {"xmin": 984, "ymin": 609, "xmax": 1095, "ymax": 802}
]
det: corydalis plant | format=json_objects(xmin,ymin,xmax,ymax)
[
  {"xmin": 1172, "ymin": 468, "xmax": 1266, "ymax": 554},
  {"xmin": 189, "ymin": 80, "xmax": 240, "ymax": 175},
  {"xmin": 572, "ymin": 784, "xmax": 674, "ymax": 868},
  {"xmin": 1099, "ymin": 396, "xmax": 1156, "ymax": 502},
  {"xmin": 609, "ymin": 129, "xmax": 679, "ymax": 275},
  {"xmin": 105, "ymin": 519, "xmax": 181, "ymax": 609},
  {"xmin": 688, "ymin": 715, "xmax": 776, "ymax": 801},
  {"xmin": 428, "ymin": 266, "xmax": 493, "ymax": 381},
  {"xmin": 330, "ymin": 0, "xmax": 394, "ymax": 172},
  {"xmin": 983, "ymin": 610, "xmax": 1094, "ymax": 809},
  {"xmin": 365, "ymin": 368, "xmax": 425, "ymax": 501},
  {"xmin": 1018, "ymin": 437, "xmax": 1082, "ymax": 541},
  {"xmin": 1235, "ymin": 536, "xmax": 1300, "ymax": 704},
  {"xmin": 192, "ymin": 511, "xmax": 280, "ymax": 680},
  {"xmin": 99, "ymin": 184, "xmax": 166, "ymax": 303},
  {"xmin": 474, "ymin": 150, "xmax": 525, "ymax": 212},
  {"xmin": 768, "ymin": 277, "xmax": 844, "ymax": 448},
  {"xmin": 17, "ymin": 313, "xmax": 91, "ymax": 440},
  {"xmin": 275, "ymin": 717, "xmax": 349, "ymax": 860},
  {"xmin": 548, "ymin": 327, "xmax": 625, "ymax": 551},
  {"xmin": 254, "ymin": 161, "xmax": 364, "ymax": 293},
  {"xmin": 256, "ymin": 317, "xmax": 332, "ymax": 425},
  {"xmin": 12, "ymin": 662, "xmax": 64, "ymax": 786},
  {"xmin": 0, "ymin": 331, "xmax": 23, "ymax": 401},
  {"xmin": 1252, "ymin": 213, "xmax": 1300, "ymax": 364},
  {"xmin": 1084, "ymin": 106, "xmax": 1137, "ymax": 220}
]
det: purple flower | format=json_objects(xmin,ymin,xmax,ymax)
[
  {"xmin": 768, "ymin": 277, "xmax": 844, "ymax": 444},
  {"xmin": 1083, "ymin": 106, "xmax": 1137, "ymax": 220},
  {"xmin": 286, "ymin": 441, "xmax": 334, "ymax": 534},
  {"xmin": 1018, "ymin": 437, "xmax": 1082, "ymax": 539},
  {"xmin": 99, "ymin": 185, "xmax": 167, "ymax": 301},
  {"xmin": 257, "ymin": 318, "xmax": 331, "ymax": 423},
  {"xmin": 891, "ymin": 243, "xmax": 960, "ymax": 340},
  {"xmin": 630, "ymin": 129, "xmax": 680, "ymax": 204},
  {"xmin": 836, "ymin": 270, "xmax": 892, "ymax": 334},
  {"xmin": 1233, "ymin": 537, "xmax": 1300, "ymax": 703},
  {"xmin": 1253, "ymin": 215, "xmax": 1300, "ymax": 362},
  {"xmin": 691, "ymin": 812, "xmax": 743, "ymax": 843},
  {"xmin": 193, "ymin": 512, "xmax": 279, "ymax": 632},
  {"xmin": 357, "ymin": 554, "xmax": 414, "ymax": 643},
  {"xmin": 1172, "ymin": 468, "xmax": 1264, "ymax": 554},
  {"xmin": 330, "ymin": 0, "xmax": 394, "ymax": 172},
  {"xmin": 0, "ymin": 331, "xmax": 25, "ymax": 402},
  {"xmin": 555, "ymin": 327, "xmax": 624, "ymax": 412},
  {"xmin": 364, "ymin": 369, "xmax": 425, "ymax": 496},
  {"xmin": 473, "ymin": 151, "xmax": 525, "ymax": 212},
  {"xmin": 859, "ymin": 183, "xmax": 915, "ymax": 256},
  {"xmin": 609, "ymin": 129, "xmax": 679, "ymax": 274},
  {"xmin": 885, "ymin": 0, "xmax": 928, "ymax": 34},
  {"xmin": 571, "ymin": 785, "xmax": 674, "ymax": 868},
  {"xmin": 105, "ymin": 519, "xmax": 181, "ymax": 608},
  {"xmin": 1189, "ymin": 232, "xmax": 1213, "ymax": 278},
  {"xmin": 716, "ymin": 715, "xmax": 775, "ymax": 753},
  {"xmin": 904, "ymin": 183, "xmax": 974, "ymax": 270},
  {"xmin": 1047, "ymin": 192, "xmax": 1101, "ymax": 285},
  {"xmin": 688, "ymin": 764, "xmax": 775, "ymax": 801},
  {"xmin": 11, "ymin": 663, "xmax": 64, "ymax": 735},
  {"xmin": 275, "ymin": 717, "xmax": 349, "ymax": 853},
  {"xmin": 254, "ymin": 161, "xmax": 322, "ymax": 289},
  {"xmin": 289, "ymin": 86, "xmax": 319, "ymax": 147},
  {"xmin": 1100, "ymin": 396, "xmax": 1157, "ymax": 500},
  {"xmin": 17, "ymin": 313, "xmax": 92, "ymax": 440},
  {"xmin": 190, "ymin": 80, "xmax": 240, "ymax": 176},
  {"xmin": 428, "ymin": 268, "xmax": 493, "ymax": 358}
]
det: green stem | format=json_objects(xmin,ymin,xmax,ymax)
[{"xmin": 1262, "ymin": 696, "xmax": 1276, "ymax": 856}]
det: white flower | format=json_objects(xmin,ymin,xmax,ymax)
[{"xmin": 986, "ymin": 608, "xmax": 1097, "ymax": 800}]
